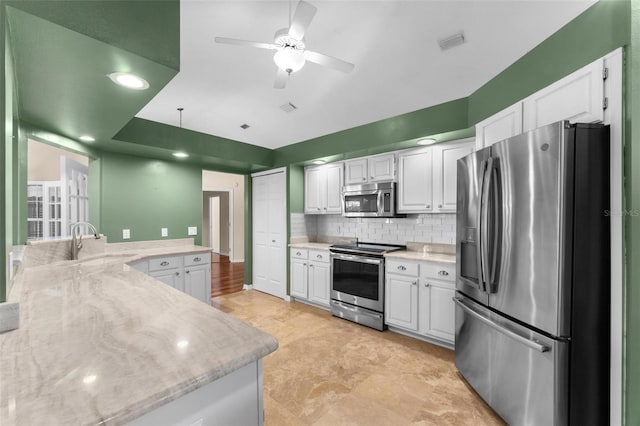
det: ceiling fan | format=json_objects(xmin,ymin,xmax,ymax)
[{"xmin": 214, "ymin": 0, "xmax": 355, "ymax": 89}]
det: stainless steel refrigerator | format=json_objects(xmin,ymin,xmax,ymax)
[{"xmin": 454, "ymin": 121, "xmax": 610, "ymax": 426}]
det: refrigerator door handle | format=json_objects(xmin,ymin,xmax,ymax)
[
  {"xmin": 476, "ymin": 159, "xmax": 487, "ymax": 292},
  {"xmin": 480, "ymin": 157, "xmax": 493, "ymax": 292},
  {"xmin": 453, "ymin": 297, "xmax": 550, "ymax": 353},
  {"xmin": 488, "ymin": 163, "xmax": 502, "ymax": 291}
]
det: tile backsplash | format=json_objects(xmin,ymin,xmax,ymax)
[{"xmin": 291, "ymin": 213, "xmax": 456, "ymax": 245}]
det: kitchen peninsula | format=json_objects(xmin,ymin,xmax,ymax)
[{"xmin": 0, "ymin": 238, "xmax": 278, "ymax": 425}]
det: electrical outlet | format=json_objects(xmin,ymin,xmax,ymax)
[
  {"xmin": 188, "ymin": 226, "xmax": 197, "ymax": 236},
  {"xmin": 122, "ymin": 229, "xmax": 130, "ymax": 240},
  {"xmin": 161, "ymin": 228, "xmax": 168, "ymax": 237}
]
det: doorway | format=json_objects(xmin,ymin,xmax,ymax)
[{"xmin": 204, "ymin": 191, "xmax": 232, "ymax": 256}]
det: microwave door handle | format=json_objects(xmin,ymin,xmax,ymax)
[
  {"xmin": 476, "ymin": 159, "xmax": 487, "ymax": 292},
  {"xmin": 377, "ymin": 190, "xmax": 384, "ymax": 214},
  {"xmin": 480, "ymin": 157, "xmax": 493, "ymax": 292}
]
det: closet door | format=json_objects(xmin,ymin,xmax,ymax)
[{"xmin": 252, "ymin": 170, "xmax": 287, "ymax": 299}]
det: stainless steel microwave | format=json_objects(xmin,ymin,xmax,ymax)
[{"xmin": 342, "ymin": 182, "xmax": 397, "ymax": 217}]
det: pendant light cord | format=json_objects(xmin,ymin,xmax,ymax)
[{"xmin": 177, "ymin": 107, "xmax": 184, "ymax": 128}]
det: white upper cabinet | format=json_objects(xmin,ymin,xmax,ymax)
[
  {"xmin": 475, "ymin": 103, "xmax": 523, "ymax": 150},
  {"xmin": 344, "ymin": 158, "xmax": 368, "ymax": 185},
  {"xmin": 398, "ymin": 148, "xmax": 433, "ymax": 213},
  {"xmin": 304, "ymin": 163, "xmax": 343, "ymax": 214},
  {"xmin": 432, "ymin": 138, "xmax": 475, "ymax": 212},
  {"xmin": 367, "ymin": 153, "xmax": 396, "ymax": 182},
  {"xmin": 344, "ymin": 153, "xmax": 395, "ymax": 185},
  {"xmin": 522, "ymin": 59, "xmax": 605, "ymax": 132}
]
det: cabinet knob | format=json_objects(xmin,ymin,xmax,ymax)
[
  {"xmin": 370, "ymin": 176, "xmax": 374, "ymax": 179},
  {"xmin": 424, "ymin": 283, "xmax": 430, "ymax": 287},
  {"xmin": 272, "ymin": 239, "xmax": 276, "ymax": 243},
  {"xmin": 438, "ymin": 204, "xmax": 442, "ymax": 208},
  {"xmin": 296, "ymin": 251, "xmax": 301, "ymax": 256},
  {"xmin": 317, "ymin": 254, "xmax": 322, "ymax": 259},
  {"xmin": 303, "ymin": 263, "xmax": 307, "ymax": 266},
  {"xmin": 426, "ymin": 204, "xmax": 431, "ymax": 208},
  {"xmin": 175, "ymin": 272, "xmax": 179, "ymax": 276},
  {"xmin": 317, "ymin": 208, "xmax": 321, "ymax": 211},
  {"xmin": 186, "ymin": 270, "xmax": 190, "ymax": 274},
  {"xmin": 412, "ymin": 281, "xmax": 417, "ymax": 286},
  {"xmin": 362, "ymin": 177, "xmax": 366, "ymax": 181},
  {"xmin": 310, "ymin": 264, "xmax": 314, "ymax": 268},
  {"xmin": 323, "ymin": 207, "xmax": 327, "ymax": 210}
]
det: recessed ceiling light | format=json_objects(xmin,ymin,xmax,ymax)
[
  {"xmin": 312, "ymin": 160, "xmax": 326, "ymax": 165},
  {"xmin": 107, "ymin": 72, "xmax": 149, "ymax": 90},
  {"xmin": 417, "ymin": 138, "xmax": 437, "ymax": 146},
  {"xmin": 172, "ymin": 152, "xmax": 189, "ymax": 158},
  {"xmin": 79, "ymin": 135, "xmax": 95, "ymax": 142}
]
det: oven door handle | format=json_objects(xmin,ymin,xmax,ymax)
[{"xmin": 330, "ymin": 253, "xmax": 383, "ymax": 265}]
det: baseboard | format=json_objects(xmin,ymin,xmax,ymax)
[
  {"xmin": 284, "ymin": 295, "xmax": 291, "ymax": 302},
  {"xmin": 242, "ymin": 284, "xmax": 253, "ymax": 290},
  {"xmin": 231, "ymin": 258, "xmax": 244, "ymax": 263}
]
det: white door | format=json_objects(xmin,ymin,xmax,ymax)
[
  {"xmin": 384, "ymin": 274, "xmax": 418, "ymax": 331},
  {"xmin": 308, "ymin": 262, "xmax": 330, "ymax": 307},
  {"xmin": 209, "ymin": 196, "xmax": 221, "ymax": 253},
  {"xmin": 252, "ymin": 170, "xmax": 287, "ymax": 299},
  {"xmin": 522, "ymin": 59, "xmax": 604, "ymax": 132},
  {"xmin": 344, "ymin": 158, "xmax": 368, "ymax": 185},
  {"xmin": 290, "ymin": 258, "xmax": 308, "ymax": 299},
  {"xmin": 475, "ymin": 103, "xmax": 523, "ymax": 150},
  {"xmin": 304, "ymin": 167, "xmax": 323, "ymax": 213},
  {"xmin": 60, "ymin": 156, "xmax": 89, "ymax": 236},
  {"xmin": 433, "ymin": 139, "xmax": 475, "ymax": 212},
  {"xmin": 368, "ymin": 154, "xmax": 395, "ymax": 182},
  {"xmin": 397, "ymin": 149, "xmax": 433, "ymax": 213},
  {"xmin": 325, "ymin": 163, "xmax": 343, "ymax": 213}
]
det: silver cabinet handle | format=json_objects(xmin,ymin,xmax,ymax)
[
  {"xmin": 323, "ymin": 207, "xmax": 327, "ymax": 210},
  {"xmin": 303, "ymin": 263, "xmax": 307, "ymax": 266},
  {"xmin": 424, "ymin": 283, "xmax": 430, "ymax": 287},
  {"xmin": 426, "ymin": 204, "xmax": 431, "ymax": 208},
  {"xmin": 397, "ymin": 265, "xmax": 406, "ymax": 271},
  {"xmin": 186, "ymin": 270, "xmax": 190, "ymax": 274},
  {"xmin": 317, "ymin": 208, "xmax": 321, "ymax": 211},
  {"xmin": 194, "ymin": 257, "xmax": 201, "ymax": 262},
  {"xmin": 296, "ymin": 251, "xmax": 301, "ymax": 256},
  {"xmin": 412, "ymin": 281, "xmax": 417, "ymax": 286},
  {"xmin": 438, "ymin": 204, "xmax": 442, "ymax": 208},
  {"xmin": 316, "ymin": 254, "xmax": 322, "ymax": 259},
  {"xmin": 272, "ymin": 239, "xmax": 276, "ymax": 243},
  {"xmin": 438, "ymin": 270, "xmax": 449, "ymax": 276},
  {"xmin": 453, "ymin": 298, "xmax": 550, "ymax": 353},
  {"xmin": 175, "ymin": 272, "xmax": 179, "ymax": 276},
  {"xmin": 362, "ymin": 177, "xmax": 366, "ymax": 181},
  {"xmin": 160, "ymin": 261, "xmax": 169, "ymax": 266}
]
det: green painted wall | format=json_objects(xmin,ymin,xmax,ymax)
[
  {"xmin": 99, "ymin": 151, "xmax": 203, "ymax": 245},
  {"xmin": 289, "ymin": 165, "xmax": 304, "ymax": 214},
  {"xmin": 468, "ymin": 0, "xmax": 629, "ymax": 124},
  {"xmin": 626, "ymin": 2, "xmax": 640, "ymax": 424}
]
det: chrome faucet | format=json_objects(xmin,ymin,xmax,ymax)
[{"xmin": 70, "ymin": 222, "xmax": 100, "ymax": 260}]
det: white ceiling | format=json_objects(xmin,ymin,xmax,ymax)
[{"xmin": 137, "ymin": 0, "xmax": 597, "ymax": 150}]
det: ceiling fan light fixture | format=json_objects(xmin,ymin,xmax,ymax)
[{"xmin": 274, "ymin": 48, "xmax": 305, "ymax": 74}]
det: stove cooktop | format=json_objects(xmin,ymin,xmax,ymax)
[{"xmin": 329, "ymin": 242, "xmax": 406, "ymax": 255}]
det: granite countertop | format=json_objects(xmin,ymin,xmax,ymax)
[
  {"xmin": 0, "ymin": 242, "xmax": 278, "ymax": 425},
  {"xmin": 384, "ymin": 250, "xmax": 456, "ymax": 263},
  {"xmin": 288, "ymin": 242, "xmax": 333, "ymax": 250}
]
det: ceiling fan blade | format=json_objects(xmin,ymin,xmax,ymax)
[
  {"xmin": 214, "ymin": 37, "xmax": 276, "ymax": 50},
  {"xmin": 288, "ymin": 0, "xmax": 317, "ymax": 40},
  {"xmin": 274, "ymin": 67, "xmax": 288, "ymax": 89},
  {"xmin": 304, "ymin": 50, "xmax": 355, "ymax": 74}
]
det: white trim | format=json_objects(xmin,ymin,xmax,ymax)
[
  {"xmin": 209, "ymin": 195, "xmax": 220, "ymax": 254},
  {"xmin": 284, "ymin": 295, "xmax": 291, "ymax": 302},
  {"xmin": 203, "ymin": 188, "xmax": 234, "ymax": 260},
  {"xmin": 242, "ymin": 284, "xmax": 253, "ymax": 290},
  {"xmin": 603, "ymin": 47, "xmax": 623, "ymax": 426},
  {"xmin": 231, "ymin": 258, "xmax": 245, "ymax": 263},
  {"xmin": 250, "ymin": 166, "xmax": 287, "ymax": 178}
]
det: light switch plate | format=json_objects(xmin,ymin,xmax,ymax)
[
  {"xmin": 122, "ymin": 229, "xmax": 130, "ymax": 240},
  {"xmin": 188, "ymin": 226, "xmax": 197, "ymax": 236},
  {"xmin": 161, "ymin": 228, "xmax": 168, "ymax": 237}
]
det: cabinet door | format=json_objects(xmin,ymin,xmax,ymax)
[
  {"xmin": 385, "ymin": 274, "xmax": 418, "ymax": 330},
  {"xmin": 150, "ymin": 268, "xmax": 183, "ymax": 292},
  {"xmin": 397, "ymin": 149, "xmax": 433, "ymax": 213},
  {"xmin": 368, "ymin": 154, "xmax": 395, "ymax": 182},
  {"xmin": 523, "ymin": 59, "xmax": 604, "ymax": 132},
  {"xmin": 325, "ymin": 163, "xmax": 343, "ymax": 213},
  {"xmin": 304, "ymin": 167, "xmax": 324, "ymax": 214},
  {"xmin": 475, "ymin": 103, "xmax": 523, "ymax": 150},
  {"xmin": 344, "ymin": 159, "xmax": 368, "ymax": 185},
  {"xmin": 185, "ymin": 264, "xmax": 211, "ymax": 304},
  {"xmin": 308, "ymin": 262, "xmax": 330, "ymax": 307},
  {"xmin": 290, "ymin": 257, "xmax": 308, "ymax": 299},
  {"xmin": 130, "ymin": 260, "xmax": 148, "ymax": 274},
  {"xmin": 419, "ymin": 280, "xmax": 455, "ymax": 343},
  {"xmin": 432, "ymin": 139, "xmax": 475, "ymax": 212}
]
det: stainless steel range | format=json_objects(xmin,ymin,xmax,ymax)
[{"xmin": 329, "ymin": 242, "xmax": 405, "ymax": 330}]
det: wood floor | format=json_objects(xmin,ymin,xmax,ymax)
[
  {"xmin": 210, "ymin": 253, "xmax": 244, "ymax": 298},
  {"xmin": 213, "ymin": 290, "xmax": 505, "ymax": 426}
]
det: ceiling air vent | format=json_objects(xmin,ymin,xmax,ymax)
[
  {"xmin": 438, "ymin": 32, "xmax": 465, "ymax": 51},
  {"xmin": 240, "ymin": 124, "xmax": 250, "ymax": 129},
  {"xmin": 280, "ymin": 102, "xmax": 297, "ymax": 113}
]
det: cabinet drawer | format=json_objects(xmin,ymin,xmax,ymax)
[
  {"xmin": 308, "ymin": 249, "xmax": 329, "ymax": 263},
  {"xmin": 291, "ymin": 248, "xmax": 308, "ymax": 260},
  {"xmin": 184, "ymin": 252, "xmax": 210, "ymax": 267},
  {"xmin": 420, "ymin": 262, "xmax": 455, "ymax": 281},
  {"xmin": 386, "ymin": 259, "xmax": 419, "ymax": 276},
  {"xmin": 149, "ymin": 256, "xmax": 183, "ymax": 272}
]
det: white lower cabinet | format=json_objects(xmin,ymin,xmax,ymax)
[
  {"xmin": 289, "ymin": 248, "xmax": 330, "ymax": 308},
  {"xmin": 133, "ymin": 252, "xmax": 211, "ymax": 304},
  {"xmin": 385, "ymin": 259, "xmax": 455, "ymax": 346}
]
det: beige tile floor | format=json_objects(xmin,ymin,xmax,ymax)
[{"xmin": 213, "ymin": 290, "xmax": 505, "ymax": 426}]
